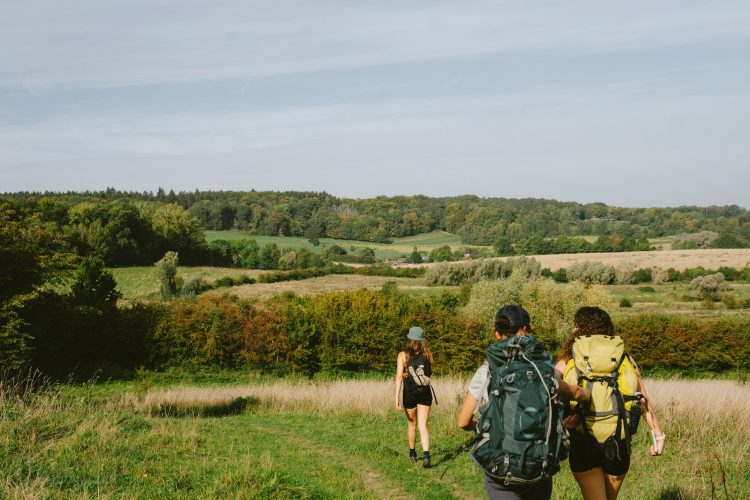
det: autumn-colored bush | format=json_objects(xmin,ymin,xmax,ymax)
[{"xmin": 615, "ymin": 315, "xmax": 750, "ymax": 371}]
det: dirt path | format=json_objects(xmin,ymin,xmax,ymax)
[{"xmin": 251, "ymin": 423, "xmax": 410, "ymax": 499}]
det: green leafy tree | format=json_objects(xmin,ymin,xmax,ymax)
[
  {"xmin": 0, "ymin": 206, "xmax": 75, "ymax": 368},
  {"xmin": 71, "ymin": 256, "xmax": 121, "ymax": 311},
  {"xmin": 259, "ymin": 243, "xmax": 281, "ymax": 269},
  {"xmin": 407, "ymin": 247, "xmax": 423, "ymax": 264},
  {"xmin": 429, "ymin": 245, "xmax": 454, "ymax": 262},
  {"xmin": 493, "ymin": 237, "xmax": 515, "ymax": 256}
]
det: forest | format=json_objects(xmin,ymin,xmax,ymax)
[{"xmin": 3, "ymin": 189, "xmax": 749, "ymax": 254}]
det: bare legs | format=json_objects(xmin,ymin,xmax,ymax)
[
  {"xmin": 417, "ymin": 404, "xmax": 430, "ymax": 452},
  {"xmin": 404, "ymin": 404, "xmax": 431, "ymax": 453},
  {"xmin": 405, "ymin": 407, "xmax": 417, "ymax": 449},
  {"xmin": 573, "ymin": 469, "xmax": 625, "ymax": 500}
]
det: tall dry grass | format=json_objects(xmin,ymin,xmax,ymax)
[{"xmin": 126, "ymin": 377, "xmax": 472, "ymax": 416}]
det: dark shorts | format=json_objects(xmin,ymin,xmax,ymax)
[
  {"xmin": 402, "ymin": 386, "xmax": 432, "ymax": 409},
  {"xmin": 484, "ymin": 475, "xmax": 552, "ymax": 500},
  {"xmin": 569, "ymin": 432, "xmax": 631, "ymax": 477}
]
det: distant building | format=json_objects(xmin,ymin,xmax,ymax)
[{"xmin": 590, "ymin": 216, "xmax": 618, "ymax": 222}]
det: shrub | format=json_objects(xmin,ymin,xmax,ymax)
[
  {"xmin": 616, "ymin": 315, "xmax": 750, "ymax": 371},
  {"xmin": 619, "ymin": 298, "xmax": 633, "ymax": 308},
  {"xmin": 154, "ymin": 251, "xmax": 179, "ymax": 299},
  {"xmin": 638, "ymin": 286, "xmax": 656, "ymax": 294},
  {"xmin": 462, "ymin": 270, "xmax": 609, "ymax": 350},
  {"xmin": 424, "ymin": 256, "xmax": 541, "ymax": 286},
  {"xmin": 566, "ymin": 261, "xmax": 616, "ymax": 285},
  {"xmin": 616, "ymin": 264, "xmax": 636, "ymax": 285},
  {"xmin": 691, "ymin": 273, "xmax": 729, "ymax": 301},
  {"xmin": 633, "ymin": 268, "xmax": 653, "ymax": 284}
]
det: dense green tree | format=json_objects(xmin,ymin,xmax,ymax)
[
  {"xmin": 71, "ymin": 257, "xmax": 121, "ymax": 311},
  {"xmin": 259, "ymin": 243, "xmax": 281, "ymax": 269}
]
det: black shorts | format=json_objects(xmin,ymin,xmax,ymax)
[
  {"xmin": 569, "ymin": 432, "xmax": 630, "ymax": 477},
  {"xmin": 402, "ymin": 386, "xmax": 432, "ymax": 409}
]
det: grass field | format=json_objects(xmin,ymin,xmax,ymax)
[
  {"xmin": 205, "ymin": 230, "xmax": 470, "ymax": 259},
  {"xmin": 609, "ymin": 283, "xmax": 750, "ymax": 317},
  {"xmin": 3, "ymin": 376, "xmax": 748, "ymax": 498},
  {"xmin": 110, "ymin": 266, "xmax": 264, "ymax": 300}
]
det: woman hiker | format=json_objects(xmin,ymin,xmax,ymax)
[
  {"xmin": 457, "ymin": 305, "xmax": 591, "ymax": 499},
  {"xmin": 557, "ymin": 306, "xmax": 664, "ymax": 500},
  {"xmin": 395, "ymin": 326, "xmax": 435, "ymax": 468}
]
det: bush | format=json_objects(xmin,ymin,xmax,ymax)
[
  {"xmin": 616, "ymin": 315, "xmax": 750, "ymax": 371},
  {"xmin": 619, "ymin": 298, "xmax": 633, "ymax": 308},
  {"xmin": 154, "ymin": 251, "xmax": 179, "ymax": 299},
  {"xmin": 633, "ymin": 268, "xmax": 653, "ymax": 284},
  {"xmin": 566, "ymin": 261, "xmax": 616, "ymax": 285},
  {"xmin": 462, "ymin": 270, "xmax": 609, "ymax": 350},
  {"xmin": 691, "ymin": 273, "xmax": 729, "ymax": 301},
  {"xmin": 638, "ymin": 286, "xmax": 656, "ymax": 293},
  {"xmin": 424, "ymin": 256, "xmax": 541, "ymax": 286}
]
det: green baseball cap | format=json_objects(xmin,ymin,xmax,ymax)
[{"xmin": 407, "ymin": 326, "xmax": 425, "ymax": 341}]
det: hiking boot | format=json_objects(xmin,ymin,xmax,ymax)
[
  {"xmin": 423, "ymin": 452, "xmax": 431, "ymax": 469},
  {"xmin": 409, "ymin": 449, "xmax": 418, "ymax": 462}
]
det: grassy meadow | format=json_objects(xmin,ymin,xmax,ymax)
[
  {"xmin": 3, "ymin": 376, "xmax": 748, "ymax": 499},
  {"xmin": 205, "ymin": 230, "xmax": 469, "ymax": 259},
  {"xmin": 110, "ymin": 266, "xmax": 264, "ymax": 300}
]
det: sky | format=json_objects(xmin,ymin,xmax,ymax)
[{"xmin": 1, "ymin": 0, "xmax": 749, "ymax": 207}]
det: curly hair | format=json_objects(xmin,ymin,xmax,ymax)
[{"xmin": 559, "ymin": 306, "xmax": 615, "ymax": 361}]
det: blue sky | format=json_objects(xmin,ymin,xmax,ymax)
[{"xmin": 1, "ymin": 0, "xmax": 749, "ymax": 207}]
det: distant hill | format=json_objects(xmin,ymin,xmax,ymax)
[{"xmin": 3, "ymin": 189, "xmax": 748, "ymax": 248}]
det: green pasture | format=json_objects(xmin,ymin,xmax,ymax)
[
  {"xmin": 205, "ymin": 230, "xmax": 472, "ymax": 259},
  {"xmin": 110, "ymin": 266, "xmax": 260, "ymax": 300}
]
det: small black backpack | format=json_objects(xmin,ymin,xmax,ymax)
[{"xmin": 406, "ymin": 353, "xmax": 432, "ymax": 388}]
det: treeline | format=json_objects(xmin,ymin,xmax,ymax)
[{"xmin": 4, "ymin": 189, "xmax": 750, "ymax": 247}]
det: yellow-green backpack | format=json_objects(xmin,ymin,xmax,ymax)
[{"xmin": 563, "ymin": 335, "xmax": 641, "ymax": 451}]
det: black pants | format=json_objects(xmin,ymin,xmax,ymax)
[{"xmin": 484, "ymin": 475, "xmax": 552, "ymax": 500}]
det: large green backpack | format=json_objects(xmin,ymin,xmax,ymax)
[{"xmin": 469, "ymin": 335, "xmax": 567, "ymax": 486}]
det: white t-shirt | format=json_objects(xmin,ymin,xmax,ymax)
[{"xmin": 467, "ymin": 361, "xmax": 490, "ymax": 405}]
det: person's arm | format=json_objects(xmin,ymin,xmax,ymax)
[
  {"xmin": 631, "ymin": 356, "xmax": 665, "ymax": 456},
  {"xmin": 394, "ymin": 352, "xmax": 405, "ymax": 411},
  {"xmin": 457, "ymin": 392, "xmax": 478, "ymax": 430},
  {"xmin": 557, "ymin": 375, "xmax": 590, "ymax": 403}
]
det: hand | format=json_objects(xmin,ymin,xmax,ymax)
[
  {"xmin": 395, "ymin": 400, "xmax": 402, "ymax": 411},
  {"xmin": 649, "ymin": 434, "xmax": 665, "ymax": 456},
  {"xmin": 562, "ymin": 414, "xmax": 579, "ymax": 430}
]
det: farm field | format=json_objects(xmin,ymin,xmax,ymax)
[
  {"xmin": 513, "ymin": 248, "xmax": 750, "ymax": 272},
  {"xmin": 205, "ymin": 230, "xmax": 475, "ymax": 259},
  {"xmin": 208, "ymin": 274, "xmax": 445, "ymax": 301},
  {"xmin": 4, "ymin": 377, "xmax": 748, "ymax": 498}
]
